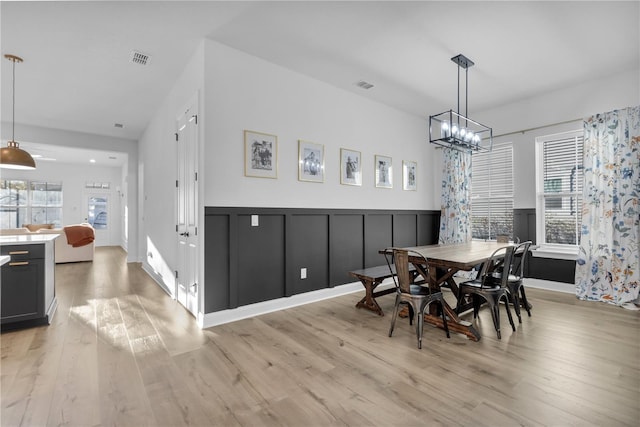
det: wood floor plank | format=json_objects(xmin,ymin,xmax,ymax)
[{"xmin": 1, "ymin": 246, "xmax": 638, "ymax": 426}]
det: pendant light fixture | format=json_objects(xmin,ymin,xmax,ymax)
[
  {"xmin": 1, "ymin": 54, "xmax": 36, "ymax": 170},
  {"xmin": 429, "ymin": 54, "xmax": 492, "ymax": 152}
]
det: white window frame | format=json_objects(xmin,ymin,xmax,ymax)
[
  {"xmin": 534, "ymin": 129, "xmax": 583, "ymax": 260},
  {"xmin": 0, "ymin": 179, "xmax": 63, "ymax": 228}
]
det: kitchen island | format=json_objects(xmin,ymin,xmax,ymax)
[{"xmin": 1, "ymin": 233, "xmax": 58, "ymax": 331}]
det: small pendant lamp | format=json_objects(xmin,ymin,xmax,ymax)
[{"xmin": 1, "ymin": 54, "xmax": 36, "ymax": 170}]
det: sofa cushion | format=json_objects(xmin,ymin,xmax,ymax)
[{"xmin": 23, "ymin": 223, "xmax": 55, "ymax": 232}]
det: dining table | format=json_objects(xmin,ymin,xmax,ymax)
[{"xmin": 381, "ymin": 240, "xmax": 513, "ymax": 341}]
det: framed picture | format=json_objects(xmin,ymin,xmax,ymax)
[
  {"xmin": 403, "ymin": 160, "xmax": 417, "ymax": 191},
  {"xmin": 340, "ymin": 148, "xmax": 361, "ymax": 186},
  {"xmin": 298, "ymin": 140, "xmax": 324, "ymax": 183},
  {"xmin": 375, "ymin": 155, "xmax": 392, "ymax": 188},
  {"xmin": 244, "ymin": 130, "xmax": 277, "ymax": 178}
]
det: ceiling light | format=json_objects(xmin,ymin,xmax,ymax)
[
  {"xmin": 1, "ymin": 54, "xmax": 36, "ymax": 170},
  {"xmin": 89, "ymin": 159, "xmax": 96, "ymax": 163},
  {"xmin": 429, "ymin": 54, "xmax": 492, "ymax": 152}
]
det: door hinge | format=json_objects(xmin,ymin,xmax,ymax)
[
  {"xmin": 175, "ymin": 132, "xmax": 179, "ymax": 142},
  {"xmin": 176, "ymin": 180, "xmax": 179, "ymax": 188},
  {"xmin": 195, "ymin": 227, "xmax": 198, "ymax": 236},
  {"xmin": 194, "ymin": 172, "xmax": 198, "ymax": 181},
  {"xmin": 176, "ymin": 224, "xmax": 178, "ymax": 232},
  {"xmin": 192, "ymin": 114, "xmax": 198, "ymax": 125},
  {"xmin": 175, "ymin": 270, "xmax": 179, "ymax": 279}
]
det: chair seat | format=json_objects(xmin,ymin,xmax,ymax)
[
  {"xmin": 460, "ymin": 280, "xmax": 501, "ymax": 291},
  {"xmin": 406, "ymin": 284, "xmax": 434, "ymax": 295}
]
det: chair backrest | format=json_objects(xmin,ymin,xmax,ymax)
[
  {"xmin": 479, "ymin": 245, "xmax": 515, "ymax": 288},
  {"xmin": 509, "ymin": 241, "xmax": 532, "ymax": 280},
  {"xmin": 384, "ymin": 247, "xmax": 428, "ymax": 294}
]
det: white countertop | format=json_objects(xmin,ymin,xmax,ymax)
[
  {"xmin": 0, "ymin": 234, "xmax": 59, "ymax": 245},
  {"xmin": 0, "ymin": 255, "xmax": 9, "ymax": 266}
]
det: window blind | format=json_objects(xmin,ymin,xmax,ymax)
[
  {"xmin": 471, "ymin": 142, "xmax": 514, "ymax": 240},
  {"xmin": 540, "ymin": 133, "xmax": 583, "ymax": 245}
]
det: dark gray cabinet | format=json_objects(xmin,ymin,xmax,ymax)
[{"xmin": 1, "ymin": 244, "xmax": 46, "ymax": 326}]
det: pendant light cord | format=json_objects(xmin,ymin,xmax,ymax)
[{"xmin": 11, "ymin": 56, "xmax": 16, "ymax": 142}]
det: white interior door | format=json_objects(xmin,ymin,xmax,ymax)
[{"xmin": 175, "ymin": 103, "xmax": 199, "ymax": 317}]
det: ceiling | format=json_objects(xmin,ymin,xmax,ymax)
[{"xmin": 1, "ymin": 1, "xmax": 639, "ymax": 164}]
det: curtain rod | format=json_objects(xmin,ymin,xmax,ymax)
[{"xmin": 492, "ymin": 118, "xmax": 582, "ymax": 139}]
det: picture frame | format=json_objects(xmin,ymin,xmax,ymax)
[
  {"xmin": 403, "ymin": 160, "xmax": 417, "ymax": 191},
  {"xmin": 375, "ymin": 155, "xmax": 392, "ymax": 188},
  {"xmin": 340, "ymin": 148, "xmax": 362, "ymax": 186},
  {"xmin": 244, "ymin": 130, "xmax": 278, "ymax": 178},
  {"xmin": 298, "ymin": 140, "xmax": 324, "ymax": 183}
]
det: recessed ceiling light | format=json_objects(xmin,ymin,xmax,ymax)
[
  {"xmin": 89, "ymin": 159, "xmax": 96, "ymax": 163},
  {"xmin": 108, "ymin": 156, "xmax": 117, "ymax": 160},
  {"xmin": 114, "ymin": 123, "xmax": 124, "ymax": 128}
]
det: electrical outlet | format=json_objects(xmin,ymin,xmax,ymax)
[{"xmin": 300, "ymin": 268, "xmax": 307, "ymax": 279}]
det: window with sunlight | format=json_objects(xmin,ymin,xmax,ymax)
[
  {"xmin": 471, "ymin": 142, "xmax": 514, "ymax": 240},
  {"xmin": 535, "ymin": 130, "xmax": 583, "ymax": 252}
]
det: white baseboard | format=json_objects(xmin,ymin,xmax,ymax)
[
  {"xmin": 524, "ymin": 278, "xmax": 575, "ymax": 294},
  {"xmin": 141, "ymin": 271, "xmax": 572, "ymax": 329},
  {"xmin": 141, "ymin": 262, "xmax": 173, "ymax": 297},
  {"xmin": 201, "ymin": 280, "xmax": 396, "ymax": 329}
]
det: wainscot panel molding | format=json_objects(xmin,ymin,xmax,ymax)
[
  {"xmin": 513, "ymin": 208, "xmax": 576, "ymax": 284},
  {"xmin": 204, "ymin": 207, "xmax": 440, "ymax": 313}
]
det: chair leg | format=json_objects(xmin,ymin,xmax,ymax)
[
  {"xmin": 416, "ymin": 302, "xmax": 424, "ymax": 349},
  {"xmin": 388, "ymin": 296, "xmax": 401, "ymax": 338},
  {"xmin": 407, "ymin": 303, "xmax": 415, "ymax": 326},
  {"xmin": 510, "ymin": 286, "xmax": 523, "ymax": 323},
  {"xmin": 486, "ymin": 298, "xmax": 502, "ymax": 339},
  {"xmin": 439, "ymin": 300, "xmax": 450, "ymax": 338},
  {"xmin": 520, "ymin": 287, "xmax": 532, "ymax": 317},
  {"xmin": 502, "ymin": 294, "xmax": 516, "ymax": 332},
  {"xmin": 472, "ymin": 294, "xmax": 481, "ymax": 319}
]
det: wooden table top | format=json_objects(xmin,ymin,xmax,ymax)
[{"xmin": 393, "ymin": 241, "xmax": 513, "ymax": 271}]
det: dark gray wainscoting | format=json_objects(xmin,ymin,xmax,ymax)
[
  {"xmin": 513, "ymin": 208, "xmax": 576, "ymax": 283},
  {"xmin": 204, "ymin": 207, "xmax": 440, "ymax": 313}
]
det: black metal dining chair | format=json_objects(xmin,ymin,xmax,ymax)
[
  {"xmin": 491, "ymin": 241, "xmax": 533, "ymax": 323},
  {"xmin": 384, "ymin": 248, "xmax": 450, "ymax": 349},
  {"xmin": 456, "ymin": 245, "xmax": 516, "ymax": 339}
]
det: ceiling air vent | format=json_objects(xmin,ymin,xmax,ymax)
[
  {"xmin": 356, "ymin": 80, "xmax": 374, "ymax": 90},
  {"xmin": 130, "ymin": 50, "xmax": 150, "ymax": 66}
]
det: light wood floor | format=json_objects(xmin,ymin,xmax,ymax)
[{"xmin": 1, "ymin": 246, "xmax": 639, "ymax": 426}]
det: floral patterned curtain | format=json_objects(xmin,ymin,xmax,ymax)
[
  {"xmin": 575, "ymin": 106, "xmax": 640, "ymax": 305},
  {"xmin": 439, "ymin": 148, "xmax": 472, "ymax": 244}
]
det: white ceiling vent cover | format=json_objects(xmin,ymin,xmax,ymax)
[
  {"xmin": 130, "ymin": 50, "xmax": 150, "ymax": 66},
  {"xmin": 356, "ymin": 80, "xmax": 374, "ymax": 90}
]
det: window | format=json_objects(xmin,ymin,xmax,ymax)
[
  {"xmin": 535, "ymin": 130, "xmax": 583, "ymax": 252},
  {"xmin": 471, "ymin": 142, "xmax": 514, "ymax": 240},
  {"xmin": 0, "ymin": 179, "xmax": 63, "ymax": 228}
]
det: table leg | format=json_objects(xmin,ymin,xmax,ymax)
[
  {"xmin": 423, "ymin": 302, "xmax": 481, "ymax": 342},
  {"xmin": 355, "ymin": 279, "xmax": 394, "ymax": 316},
  {"xmin": 425, "ymin": 266, "xmax": 481, "ymax": 341}
]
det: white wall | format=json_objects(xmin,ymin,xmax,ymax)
[
  {"xmin": 1, "ymin": 124, "xmax": 137, "ymax": 257},
  {"xmin": 431, "ymin": 68, "xmax": 640, "ymax": 209},
  {"xmin": 203, "ymin": 40, "xmax": 436, "ymax": 211},
  {"xmin": 3, "ymin": 160, "xmax": 123, "ymax": 246},
  {"xmin": 137, "ymin": 42, "xmax": 205, "ymax": 294}
]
